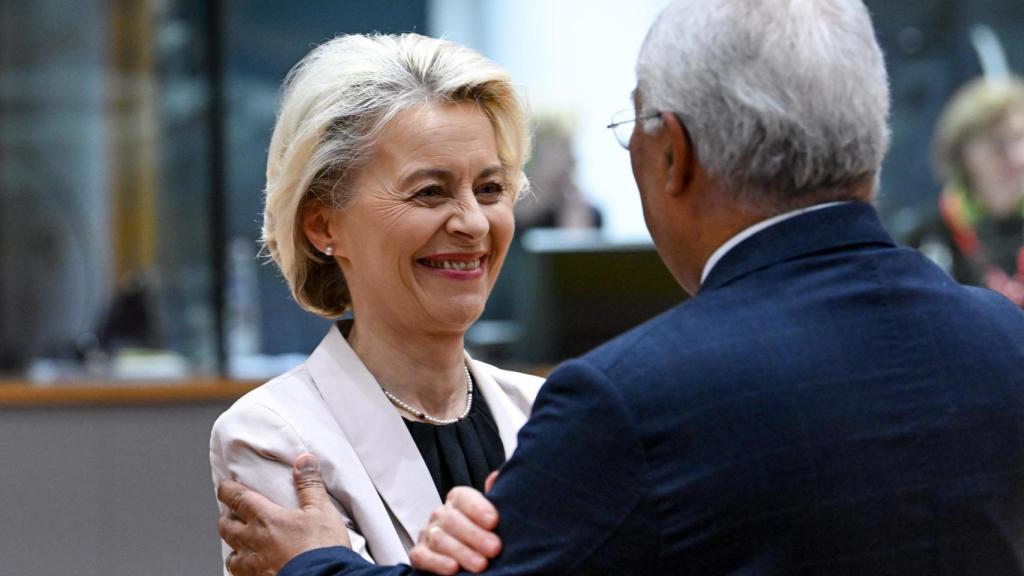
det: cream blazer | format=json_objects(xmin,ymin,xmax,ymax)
[{"xmin": 209, "ymin": 325, "xmax": 542, "ymax": 571}]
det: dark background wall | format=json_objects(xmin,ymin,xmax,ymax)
[
  {"xmin": 221, "ymin": 0, "xmax": 428, "ymax": 355},
  {"xmin": 866, "ymin": 0, "xmax": 1024, "ymax": 236}
]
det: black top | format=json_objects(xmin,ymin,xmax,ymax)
[{"xmin": 402, "ymin": 386, "xmax": 507, "ymax": 499}]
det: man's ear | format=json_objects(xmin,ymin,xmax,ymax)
[
  {"xmin": 300, "ymin": 202, "xmax": 339, "ymax": 257},
  {"xmin": 662, "ymin": 112, "xmax": 695, "ymax": 197}
]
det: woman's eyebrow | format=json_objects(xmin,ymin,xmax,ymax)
[
  {"xmin": 476, "ymin": 165, "xmax": 505, "ymax": 180},
  {"xmin": 398, "ymin": 167, "xmax": 453, "ymax": 188},
  {"xmin": 398, "ymin": 165, "xmax": 505, "ymax": 187}
]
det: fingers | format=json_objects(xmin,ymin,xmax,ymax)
[
  {"xmin": 218, "ymin": 479, "xmax": 255, "ymax": 521},
  {"xmin": 419, "ymin": 490, "xmax": 502, "ymax": 570},
  {"xmin": 447, "ymin": 486, "xmax": 499, "ymax": 531},
  {"xmin": 419, "ymin": 522, "xmax": 490, "ymax": 573},
  {"xmin": 432, "ymin": 505, "xmax": 502, "ymax": 559},
  {"xmin": 484, "ymin": 470, "xmax": 499, "ymax": 493},
  {"xmin": 409, "ymin": 543, "xmax": 460, "ymax": 575},
  {"xmin": 218, "ymin": 478, "xmax": 277, "ymax": 524},
  {"xmin": 226, "ymin": 549, "xmax": 240, "ymax": 576},
  {"xmin": 290, "ymin": 453, "xmax": 353, "ymax": 549},
  {"xmin": 227, "ymin": 549, "xmax": 259, "ymax": 576},
  {"xmin": 218, "ymin": 512, "xmax": 247, "ymax": 550},
  {"xmin": 217, "ymin": 479, "xmax": 244, "ymax": 512},
  {"xmin": 292, "ymin": 453, "xmax": 329, "ymax": 511}
]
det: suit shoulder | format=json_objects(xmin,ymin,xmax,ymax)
[
  {"xmin": 958, "ymin": 284, "xmax": 1024, "ymax": 340},
  {"xmin": 962, "ymin": 283, "xmax": 1024, "ymax": 314},
  {"xmin": 578, "ymin": 302, "xmax": 692, "ymax": 371},
  {"xmin": 471, "ymin": 360, "xmax": 545, "ymax": 405},
  {"xmin": 210, "ymin": 364, "xmax": 322, "ymax": 452},
  {"xmin": 224, "ymin": 362, "xmax": 315, "ymax": 416},
  {"xmin": 474, "ymin": 360, "xmax": 544, "ymax": 389}
]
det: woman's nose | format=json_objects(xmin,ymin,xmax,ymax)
[{"xmin": 447, "ymin": 197, "xmax": 489, "ymax": 240}]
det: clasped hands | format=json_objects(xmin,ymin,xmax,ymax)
[{"xmin": 217, "ymin": 454, "xmax": 502, "ymax": 575}]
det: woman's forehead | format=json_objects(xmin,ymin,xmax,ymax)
[{"xmin": 370, "ymin": 103, "xmax": 499, "ymax": 168}]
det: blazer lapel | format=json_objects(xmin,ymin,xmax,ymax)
[
  {"xmin": 467, "ymin": 355, "xmax": 528, "ymax": 460},
  {"xmin": 305, "ymin": 325, "xmax": 441, "ymax": 546}
]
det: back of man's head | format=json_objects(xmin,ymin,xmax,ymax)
[{"xmin": 637, "ymin": 0, "xmax": 890, "ymax": 212}]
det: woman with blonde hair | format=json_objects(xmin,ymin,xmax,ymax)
[
  {"xmin": 210, "ymin": 33, "xmax": 539, "ymax": 574},
  {"xmin": 930, "ymin": 76, "xmax": 1024, "ymax": 306}
]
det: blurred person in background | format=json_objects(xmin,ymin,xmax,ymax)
[
  {"xmin": 217, "ymin": 0, "xmax": 1024, "ymax": 574},
  {"xmin": 209, "ymin": 33, "xmax": 540, "ymax": 574},
  {"xmin": 514, "ymin": 110, "xmax": 602, "ymax": 231},
  {"xmin": 923, "ymin": 76, "xmax": 1024, "ymax": 306}
]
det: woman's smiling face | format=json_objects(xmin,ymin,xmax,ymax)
[
  {"xmin": 327, "ymin": 102, "xmax": 514, "ymax": 336},
  {"xmin": 964, "ymin": 108, "xmax": 1024, "ymax": 217}
]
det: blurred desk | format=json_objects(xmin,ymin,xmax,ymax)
[
  {"xmin": 0, "ymin": 378, "xmax": 263, "ymax": 575},
  {"xmin": 0, "ymin": 378, "xmax": 261, "ymax": 408}
]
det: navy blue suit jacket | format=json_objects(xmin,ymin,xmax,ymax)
[{"xmin": 282, "ymin": 202, "xmax": 1024, "ymax": 575}]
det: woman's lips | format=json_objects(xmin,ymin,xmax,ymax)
[
  {"xmin": 419, "ymin": 258, "xmax": 482, "ymax": 271},
  {"xmin": 416, "ymin": 254, "xmax": 487, "ymax": 278}
]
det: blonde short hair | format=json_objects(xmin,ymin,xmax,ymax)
[
  {"xmin": 262, "ymin": 33, "xmax": 531, "ymax": 318},
  {"xmin": 933, "ymin": 76, "xmax": 1024, "ymax": 186}
]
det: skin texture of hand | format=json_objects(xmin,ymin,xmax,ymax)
[
  {"xmin": 218, "ymin": 454, "xmax": 351, "ymax": 576},
  {"xmin": 409, "ymin": 470, "xmax": 504, "ymax": 574}
]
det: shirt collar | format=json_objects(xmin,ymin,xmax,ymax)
[{"xmin": 700, "ymin": 202, "xmax": 848, "ymax": 285}]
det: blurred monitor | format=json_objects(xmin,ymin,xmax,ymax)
[{"xmin": 510, "ymin": 229, "xmax": 686, "ymax": 365}]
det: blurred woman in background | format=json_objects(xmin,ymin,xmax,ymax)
[{"xmin": 929, "ymin": 76, "xmax": 1024, "ymax": 306}]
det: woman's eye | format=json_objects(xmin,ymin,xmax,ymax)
[
  {"xmin": 414, "ymin": 185, "xmax": 444, "ymax": 199},
  {"xmin": 476, "ymin": 182, "xmax": 506, "ymax": 200}
]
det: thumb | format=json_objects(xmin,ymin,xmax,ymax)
[
  {"xmin": 485, "ymin": 470, "xmax": 499, "ymax": 493},
  {"xmin": 293, "ymin": 453, "xmax": 329, "ymax": 510}
]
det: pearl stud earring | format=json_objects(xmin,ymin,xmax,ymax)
[{"xmin": 325, "ymin": 245, "xmax": 334, "ymax": 256}]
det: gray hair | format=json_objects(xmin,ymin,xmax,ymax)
[
  {"xmin": 636, "ymin": 0, "xmax": 890, "ymax": 211},
  {"xmin": 262, "ymin": 33, "xmax": 530, "ymax": 318}
]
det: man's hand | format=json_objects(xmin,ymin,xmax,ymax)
[
  {"xmin": 218, "ymin": 454, "xmax": 350, "ymax": 576},
  {"xmin": 409, "ymin": 471, "xmax": 504, "ymax": 575}
]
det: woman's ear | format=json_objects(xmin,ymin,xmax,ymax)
[
  {"xmin": 662, "ymin": 112, "xmax": 695, "ymax": 197},
  {"xmin": 300, "ymin": 202, "xmax": 337, "ymax": 257}
]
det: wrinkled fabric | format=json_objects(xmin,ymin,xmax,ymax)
[{"xmin": 403, "ymin": 389, "xmax": 506, "ymax": 499}]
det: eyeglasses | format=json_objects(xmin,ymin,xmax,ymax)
[{"xmin": 607, "ymin": 109, "xmax": 661, "ymax": 149}]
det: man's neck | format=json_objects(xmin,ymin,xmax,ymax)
[
  {"xmin": 699, "ymin": 201, "xmax": 849, "ymax": 285},
  {"xmin": 670, "ymin": 200, "xmax": 772, "ymax": 294}
]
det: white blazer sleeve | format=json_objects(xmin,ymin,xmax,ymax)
[{"xmin": 209, "ymin": 402, "xmax": 372, "ymax": 572}]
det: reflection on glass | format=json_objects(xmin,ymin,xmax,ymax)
[{"xmin": 0, "ymin": 0, "xmax": 215, "ymax": 381}]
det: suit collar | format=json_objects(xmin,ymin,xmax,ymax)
[
  {"xmin": 699, "ymin": 201, "xmax": 894, "ymax": 293},
  {"xmin": 469, "ymin": 362, "xmax": 529, "ymax": 461},
  {"xmin": 305, "ymin": 324, "xmax": 440, "ymax": 547},
  {"xmin": 304, "ymin": 324, "xmax": 527, "ymax": 545},
  {"xmin": 700, "ymin": 202, "xmax": 847, "ymax": 284}
]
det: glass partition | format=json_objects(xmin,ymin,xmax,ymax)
[
  {"xmin": 1, "ymin": 0, "xmax": 1021, "ymax": 383},
  {"xmin": 0, "ymin": 0, "xmax": 427, "ymax": 382},
  {"xmin": 0, "ymin": 0, "xmax": 216, "ymax": 380}
]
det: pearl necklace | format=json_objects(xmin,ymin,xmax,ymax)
[{"xmin": 380, "ymin": 365, "xmax": 473, "ymax": 425}]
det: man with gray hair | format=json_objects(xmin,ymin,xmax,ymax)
[{"xmin": 218, "ymin": 0, "xmax": 1024, "ymax": 573}]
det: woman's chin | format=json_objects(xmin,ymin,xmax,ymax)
[{"xmin": 423, "ymin": 299, "xmax": 487, "ymax": 334}]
